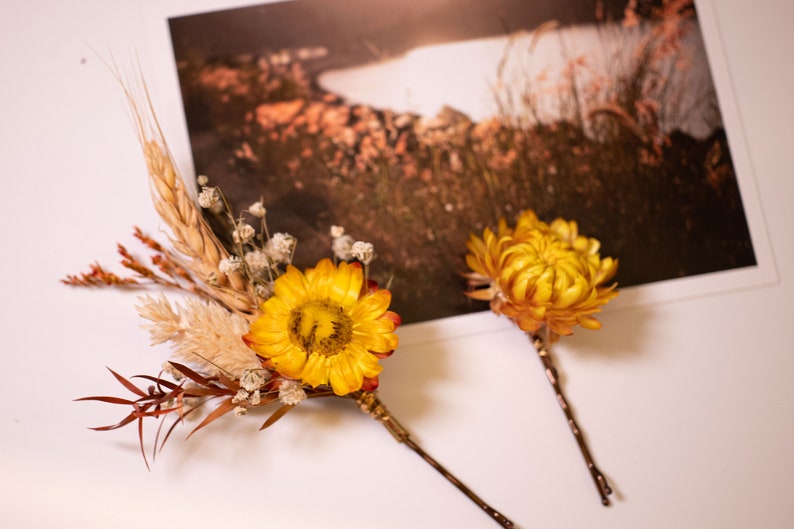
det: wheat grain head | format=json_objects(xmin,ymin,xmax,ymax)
[{"xmin": 108, "ymin": 58, "xmax": 257, "ymax": 316}]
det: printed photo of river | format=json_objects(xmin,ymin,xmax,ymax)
[{"xmin": 168, "ymin": 0, "xmax": 756, "ymax": 324}]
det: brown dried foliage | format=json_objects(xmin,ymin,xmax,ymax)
[
  {"xmin": 77, "ymin": 362, "xmax": 237, "ymax": 469},
  {"xmin": 63, "ymin": 227, "xmax": 202, "ymax": 295},
  {"xmin": 78, "ymin": 362, "xmax": 335, "ymax": 468}
]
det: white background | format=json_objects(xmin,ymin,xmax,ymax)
[{"xmin": 1, "ymin": 1, "xmax": 792, "ymax": 528}]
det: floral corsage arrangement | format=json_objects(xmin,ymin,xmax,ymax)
[
  {"xmin": 465, "ymin": 209, "xmax": 619, "ymax": 505},
  {"xmin": 65, "ymin": 77, "xmax": 514, "ymax": 529}
]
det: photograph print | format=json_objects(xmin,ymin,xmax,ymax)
[{"xmin": 167, "ymin": 0, "xmax": 756, "ymax": 324}]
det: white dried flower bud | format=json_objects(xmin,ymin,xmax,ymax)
[
  {"xmin": 278, "ymin": 379, "xmax": 307, "ymax": 406},
  {"xmin": 198, "ymin": 186, "xmax": 220, "ymax": 208},
  {"xmin": 240, "ymin": 369, "xmax": 266, "ymax": 392},
  {"xmin": 249, "ymin": 201, "xmax": 266, "ymax": 218},
  {"xmin": 332, "ymin": 234, "xmax": 354, "ymax": 261},
  {"xmin": 265, "ymin": 233, "xmax": 295, "ymax": 264},
  {"xmin": 330, "ymin": 225, "xmax": 345, "ymax": 238},
  {"xmin": 232, "ymin": 389, "xmax": 249, "ymax": 404},
  {"xmin": 351, "ymin": 241, "xmax": 375, "ymax": 264},
  {"xmin": 218, "ymin": 256, "xmax": 243, "ymax": 274},
  {"xmin": 233, "ymin": 222, "xmax": 256, "ymax": 244},
  {"xmin": 245, "ymin": 250, "xmax": 269, "ymax": 273},
  {"xmin": 249, "ymin": 390, "xmax": 261, "ymax": 406},
  {"xmin": 234, "ymin": 405, "xmax": 248, "ymax": 417},
  {"xmin": 196, "ymin": 174, "xmax": 209, "ymax": 186}
]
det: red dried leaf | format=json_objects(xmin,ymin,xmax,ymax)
[
  {"xmin": 75, "ymin": 395, "xmax": 136, "ymax": 406},
  {"xmin": 88, "ymin": 413, "xmax": 138, "ymax": 431},
  {"xmin": 181, "ymin": 387, "xmax": 229, "ymax": 397},
  {"xmin": 144, "ymin": 406, "xmax": 180, "ymax": 417},
  {"xmin": 61, "ymin": 262, "xmax": 139, "ymax": 287},
  {"xmin": 217, "ymin": 372, "xmax": 240, "ymax": 391},
  {"xmin": 186, "ymin": 398, "xmax": 236, "ymax": 439},
  {"xmin": 259, "ymin": 404, "xmax": 294, "ymax": 431},
  {"xmin": 167, "ymin": 362, "xmax": 215, "ymax": 386},
  {"xmin": 133, "ymin": 227, "xmax": 165, "ymax": 252},
  {"xmin": 118, "ymin": 243, "xmax": 158, "ymax": 280},
  {"xmin": 133, "ymin": 374, "xmax": 181, "ymax": 391},
  {"xmin": 107, "ymin": 367, "xmax": 149, "ymax": 398},
  {"xmin": 138, "ymin": 414, "xmax": 150, "ymax": 470},
  {"xmin": 157, "ymin": 402, "xmax": 208, "ymax": 453}
]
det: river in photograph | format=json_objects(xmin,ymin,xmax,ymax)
[{"xmin": 318, "ymin": 22, "xmax": 718, "ymax": 138}]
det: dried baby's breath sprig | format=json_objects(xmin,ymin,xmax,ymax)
[
  {"xmin": 466, "ymin": 209, "xmax": 618, "ymax": 506},
  {"xmin": 248, "ymin": 200, "xmax": 266, "ymax": 218},
  {"xmin": 331, "ymin": 233, "xmax": 355, "ymax": 261},
  {"xmin": 328, "ymin": 225, "xmax": 378, "ymax": 282},
  {"xmin": 350, "ymin": 240, "xmax": 375, "ymax": 264},
  {"xmin": 278, "ymin": 379, "xmax": 306, "ymax": 405},
  {"xmin": 329, "ymin": 225, "xmax": 345, "ymax": 238},
  {"xmin": 194, "ymin": 175, "xmax": 298, "ymax": 290},
  {"xmin": 219, "ymin": 255, "xmax": 244, "ymax": 274},
  {"xmin": 264, "ymin": 232, "xmax": 296, "ymax": 264},
  {"xmin": 233, "ymin": 221, "xmax": 256, "ymax": 244},
  {"xmin": 197, "ymin": 186, "xmax": 220, "ymax": 208}
]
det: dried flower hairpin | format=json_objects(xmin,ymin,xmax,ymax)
[
  {"xmin": 65, "ymin": 70, "xmax": 514, "ymax": 529},
  {"xmin": 465, "ymin": 209, "xmax": 619, "ymax": 505}
]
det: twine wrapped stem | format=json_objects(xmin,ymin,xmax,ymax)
[{"xmin": 354, "ymin": 391, "xmax": 515, "ymax": 528}]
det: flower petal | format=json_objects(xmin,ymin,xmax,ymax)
[{"xmin": 349, "ymin": 288, "xmax": 391, "ymax": 321}]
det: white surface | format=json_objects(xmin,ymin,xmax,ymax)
[{"xmin": 1, "ymin": 1, "xmax": 793, "ymax": 528}]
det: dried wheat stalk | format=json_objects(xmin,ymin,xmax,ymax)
[{"xmin": 111, "ymin": 60, "xmax": 257, "ymax": 316}]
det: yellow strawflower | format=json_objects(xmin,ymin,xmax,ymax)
[
  {"xmin": 244, "ymin": 258, "xmax": 400, "ymax": 395},
  {"xmin": 466, "ymin": 210, "xmax": 618, "ymax": 336}
]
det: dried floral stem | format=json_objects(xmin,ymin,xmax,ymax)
[
  {"xmin": 529, "ymin": 330, "xmax": 612, "ymax": 505},
  {"xmin": 355, "ymin": 391, "xmax": 515, "ymax": 528}
]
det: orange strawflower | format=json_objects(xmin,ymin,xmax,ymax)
[{"xmin": 466, "ymin": 210, "xmax": 618, "ymax": 335}]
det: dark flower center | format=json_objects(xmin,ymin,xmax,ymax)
[{"xmin": 288, "ymin": 300, "xmax": 353, "ymax": 357}]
